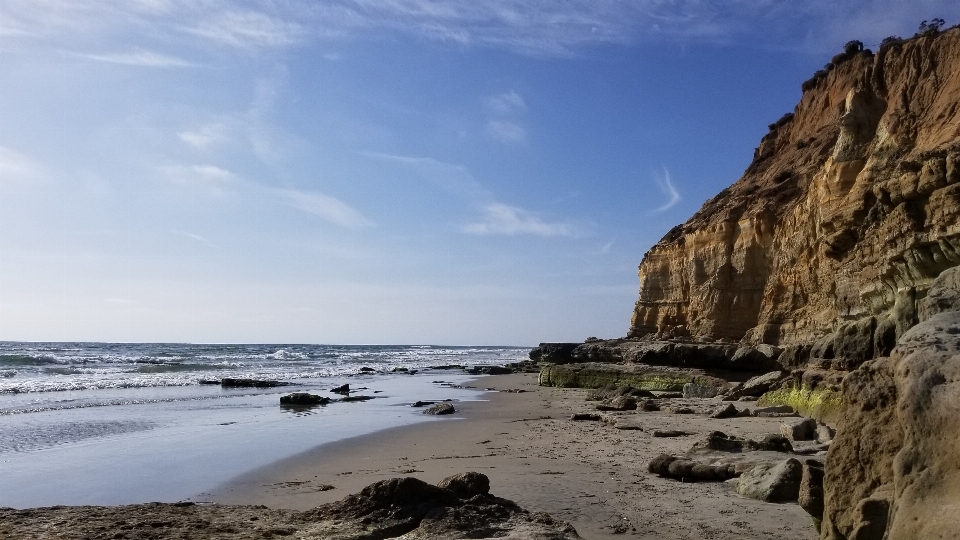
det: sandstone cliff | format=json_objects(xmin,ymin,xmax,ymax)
[{"xmin": 629, "ymin": 28, "xmax": 960, "ymax": 371}]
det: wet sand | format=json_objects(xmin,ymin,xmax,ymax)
[{"xmin": 205, "ymin": 373, "xmax": 817, "ymax": 540}]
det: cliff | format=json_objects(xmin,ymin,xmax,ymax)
[{"xmin": 629, "ymin": 28, "xmax": 960, "ymax": 371}]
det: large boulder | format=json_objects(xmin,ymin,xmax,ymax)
[
  {"xmin": 723, "ymin": 371, "xmax": 789, "ymax": 400},
  {"xmin": 735, "ymin": 458, "xmax": 803, "ymax": 503},
  {"xmin": 821, "ymin": 309, "xmax": 960, "ymax": 540},
  {"xmin": 799, "ymin": 459, "xmax": 825, "ymax": 527}
]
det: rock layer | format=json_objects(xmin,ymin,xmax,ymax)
[{"xmin": 628, "ymin": 29, "xmax": 960, "ymax": 371}]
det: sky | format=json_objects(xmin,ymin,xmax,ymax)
[{"xmin": 1, "ymin": 1, "xmax": 958, "ymax": 345}]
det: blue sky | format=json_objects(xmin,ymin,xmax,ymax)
[{"xmin": 1, "ymin": 1, "xmax": 957, "ymax": 345}]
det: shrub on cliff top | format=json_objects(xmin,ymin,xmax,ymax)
[{"xmin": 917, "ymin": 18, "xmax": 946, "ymax": 36}]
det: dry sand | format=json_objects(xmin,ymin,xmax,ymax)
[{"xmin": 205, "ymin": 373, "xmax": 817, "ymax": 540}]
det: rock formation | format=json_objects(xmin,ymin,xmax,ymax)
[{"xmin": 628, "ymin": 28, "xmax": 960, "ymax": 371}]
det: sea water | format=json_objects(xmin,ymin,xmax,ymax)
[{"xmin": 0, "ymin": 342, "xmax": 529, "ymax": 508}]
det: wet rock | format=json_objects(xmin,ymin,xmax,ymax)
[
  {"xmin": 340, "ymin": 395, "xmax": 374, "ymax": 402},
  {"xmin": 780, "ymin": 418, "xmax": 818, "ymax": 441},
  {"xmin": 221, "ymin": 378, "xmax": 285, "ymax": 388},
  {"xmin": 735, "ymin": 458, "xmax": 803, "ymax": 503},
  {"xmin": 279, "ymin": 393, "xmax": 331, "ymax": 405},
  {"xmin": 423, "ymin": 403, "xmax": 455, "ymax": 415},
  {"xmin": 330, "ymin": 383, "xmax": 350, "ymax": 395},
  {"xmin": 647, "ymin": 454, "xmax": 737, "ymax": 481},
  {"xmin": 359, "ymin": 366, "xmax": 375, "ymax": 372}
]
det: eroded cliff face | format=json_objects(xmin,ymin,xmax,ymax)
[{"xmin": 629, "ymin": 29, "xmax": 960, "ymax": 370}]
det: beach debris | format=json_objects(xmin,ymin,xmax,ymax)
[
  {"xmin": 330, "ymin": 384, "xmax": 350, "ymax": 395},
  {"xmin": 570, "ymin": 413, "xmax": 602, "ymax": 421},
  {"xmin": 648, "ymin": 454, "xmax": 738, "ymax": 481},
  {"xmin": 220, "ymin": 378, "xmax": 285, "ymax": 388},
  {"xmin": 735, "ymin": 458, "xmax": 803, "ymax": 502},
  {"xmin": 280, "ymin": 393, "xmax": 331, "ymax": 406},
  {"xmin": 423, "ymin": 403, "xmax": 455, "ymax": 415}
]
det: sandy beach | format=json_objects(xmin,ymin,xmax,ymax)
[{"xmin": 204, "ymin": 373, "xmax": 817, "ymax": 540}]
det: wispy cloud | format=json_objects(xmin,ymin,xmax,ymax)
[
  {"xmin": 183, "ymin": 10, "xmax": 303, "ymax": 49},
  {"xmin": 366, "ymin": 152, "xmax": 579, "ymax": 237},
  {"xmin": 173, "ymin": 229, "xmax": 214, "ymax": 246},
  {"xmin": 71, "ymin": 49, "xmax": 195, "ymax": 67},
  {"xmin": 0, "ymin": 147, "xmax": 47, "ymax": 183},
  {"xmin": 161, "ymin": 164, "xmax": 235, "ymax": 184},
  {"xmin": 486, "ymin": 120, "xmax": 527, "ymax": 144},
  {"xmin": 464, "ymin": 203, "xmax": 574, "ymax": 237},
  {"xmin": 178, "ymin": 123, "xmax": 228, "ymax": 150},
  {"xmin": 488, "ymin": 90, "xmax": 526, "ymax": 114},
  {"xmin": 276, "ymin": 189, "xmax": 375, "ymax": 231},
  {"xmin": 653, "ymin": 167, "xmax": 681, "ymax": 212}
]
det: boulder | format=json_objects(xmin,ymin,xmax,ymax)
[
  {"xmin": 595, "ymin": 396, "xmax": 637, "ymax": 411},
  {"xmin": 570, "ymin": 413, "xmax": 602, "ymax": 421},
  {"xmin": 279, "ymin": 393, "xmax": 331, "ymax": 406},
  {"xmin": 423, "ymin": 403, "xmax": 455, "ymax": 415},
  {"xmin": 752, "ymin": 405, "xmax": 795, "ymax": 416},
  {"xmin": 710, "ymin": 403, "xmax": 740, "ymax": 419},
  {"xmin": 735, "ymin": 458, "xmax": 803, "ymax": 503},
  {"xmin": 340, "ymin": 395, "xmax": 374, "ymax": 402},
  {"xmin": 798, "ymin": 459, "xmax": 825, "ymax": 526},
  {"xmin": 816, "ymin": 423, "xmax": 835, "ymax": 443},
  {"xmin": 436, "ymin": 472, "xmax": 490, "ymax": 498},
  {"xmin": 691, "ymin": 431, "xmax": 793, "ymax": 453},
  {"xmin": 730, "ymin": 371, "xmax": 789, "ymax": 399},
  {"xmin": 647, "ymin": 454, "xmax": 737, "ymax": 481},
  {"xmin": 638, "ymin": 399, "xmax": 660, "ymax": 412},
  {"xmin": 330, "ymin": 383, "xmax": 350, "ymax": 395},
  {"xmin": 586, "ymin": 384, "xmax": 655, "ymax": 401},
  {"xmin": 780, "ymin": 418, "xmax": 817, "ymax": 441},
  {"xmin": 683, "ymin": 383, "xmax": 720, "ymax": 398}
]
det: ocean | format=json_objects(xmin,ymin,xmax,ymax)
[{"xmin": 0, "ymin": 342, "xmax": 529, "ymax": 508}]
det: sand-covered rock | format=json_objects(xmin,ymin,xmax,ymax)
[{"xmin": 0, "ymin": 474, "xmax": 580, "ymax": 540}]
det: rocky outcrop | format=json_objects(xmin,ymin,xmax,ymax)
[
  {"xmin": 0, "ymin": 474, "xmax": 580, "ymax": 540},
  {"xmin": 627, "ymin": 28, "xmax": 960, "ymax": 371},
  {"xmin": 820, "ymin": 266, "xmax": 960, "ymax": 539},
  {"xmin": 538, "ymin": 362, "xmax": 728, "ymax": 390}
]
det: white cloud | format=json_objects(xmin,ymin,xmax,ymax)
[
  {"xmin": 173, "ymin": 229, "xmax": 214, "ymax": 246},
  {"xmin": 183, "ymin": 10, "xmax": 302, "ymax": 49},
  {"xmin": 72, "ymin": 49, "xmax": 194, "ymax": 67},
  {"xmin": 0, "ymin": 147, "xmax": 46, "ymax": 182},
  {"xmin": 276, "ymin": 189, "xmax": 375, "ymax": 231},
  {"xmin": 486, "ymin": 120, "xmax": 527, "ymax": 144},
  {"xmin": 488, "ymin": 90, "xmax": 526, "ymax": 113},
  {"xmin": 178, "ymin": 123, "xmax": 228, "ymax": 149},
  {"xmin": 162, "ymin": 164, "xmax": 235, "ymax": 184},
  {"xmin": 464, "ymin": 203, "xmax": 574, "ymax": 237},
  {"xmin": 653, "ymin": 167, "xmax": 681, "ymax": 212}
]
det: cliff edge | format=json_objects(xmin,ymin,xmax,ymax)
[{"xmin": 629, "ymin": 28, "xmax": 960, "ymax": 371}]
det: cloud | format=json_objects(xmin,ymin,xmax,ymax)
[
  {"xmin": 161, "ymin": 164, "xmax": 235, "ymax": 184},
  {"xmin": 177, "ymin": 123, "xmax": 228, "ymax": 149},
  {"xmin": 0, "ymin": 147, "xmax": 46, "ymax": 182},
  {"xmin": 173, "ymin": 229, "xmax": 214, "ymax": 246},
  {"xmin": 488, "ymin": 90, "xmax": 526, "ymax": 114},
  {"xmin": 464, "ymin": 203, "xmax": 575, "ymax": 237},
  {"xmin": 72, "ymin": 49, "xmax": 195, "ymax": 67},
  {"xmin": 183, "ymin": 10, "xmax": 302, "ymax": 49},
  {"xmin": 486, "ymin": 120, "xmax": 527, "ymax": 144},
  {"xmin": 276, "ymin": 189, "xmax": 375, "ymax": 231},
  {"xmin": 653, "ymin": 167, "xmax": 681, "ymax": 212}
]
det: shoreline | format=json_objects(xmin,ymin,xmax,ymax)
[{"xmin": 202, "ymin": 373, "xmax": 817, "ymax": 540}]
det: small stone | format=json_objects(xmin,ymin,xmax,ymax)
[
  {"xmin": 570, "ymin": 413, "xmax": 602, "ymax": 421},
  {"xmin": 710, "ymin": 403, "xmax": 740, "ymax": 419},
  {"xmin": 780, "ymin": 418, "xmax": 818, "ymax": 441},
  {"xmin": 437, "ymin": 472, "xmax": 490, "ymax": 498},
  {"xmin": 423, "ymin": 403, "xmax": 456, "ymax": 415}
]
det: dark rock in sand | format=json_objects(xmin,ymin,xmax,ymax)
[
  {"xmin": 652, "ymin": 430, "xmax": 692, "ymax": 437},
  {"xmin": 279, "ymin": 393, "xmax": 331, "ymax": 406},
  {"xmin": 710, "ymin": 403, "xmax": 740, "ymax": 419},
  {"xmin": 595, "ymin": 396, "xmax": 637, "ymax": 411},
  {"xmin": 639, "ymin": 399, "xmax": 661, "ymax": 411},
  {"xmin": 648, "ymin": 454, "xmax": 737, "ymax": 481},
  {"xmin": 330, "ymin": 383, "xmax": 350, "ymax": 395},
  {"xmin": 735, "ymin": 458, "xmax": 803, "ymax": 503},
  {"xmin": 691, "ymin": 431, "xmax": 793, "ymax": 453},
  {"xmin": 221, "ymin": 378, "xmax": 285, "ymax": 388},
  {"xmin": 359, "ymin": 366, "xmax": 375, "ymax": 372},
  {"xmin": 570, "ymin": 413, "xmax": 602, "ymax": 421},
  {"xmin": 436, "ymin": 472, "xmax": 490, "ymax": 498},
  {"xmin": 423, "ymin": 403, "xmax": 455, "ymax": 415},
  {"xmin": 722, "ymin": 371, "xmax": 789, "ymax": 400}
]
